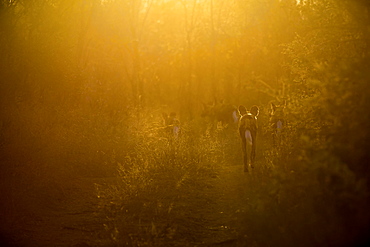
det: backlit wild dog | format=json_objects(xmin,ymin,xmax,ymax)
[
  {"xmin": 162, "ymin": 112, "xmax": 181, "ymax": 139},
  {"xmin": 269, "ymin": 102, "xmax": 285, "ymax": 147},
  {"xmin": 238, "ymin": 105, "xmax": 259, "ymax": 172},
  {"xmin": 201, "ymin": 101, "xmax": 238, "ymax": 129}
]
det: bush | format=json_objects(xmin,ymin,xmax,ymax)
[{"xmin": 96, "ymin": 110, "xmax": 225, "ymax": 246}]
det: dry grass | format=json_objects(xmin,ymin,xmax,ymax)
[{"xmin": 1, "ymin": 101, "xmax": 369, "ymax": 246}]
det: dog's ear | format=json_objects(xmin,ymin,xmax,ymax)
[
  {"xmin": 238, "ymin": 105, "xmax": 246, "ymax": 115},
  {"xmin": 238, "ymin": 105, "xmax": 243, "ymax": 112}
]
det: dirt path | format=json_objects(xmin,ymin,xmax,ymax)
[
  {"xmin": 177, "ymin": 163, "xmax": 251, "ymax": 246},
  {"xmin": 206, "ymin": 164, "xmax": 251, "ymax": 246},
  {"xmin": 2, "ymin": 161, "xmax": 255, "ymax": 247},
  {"xmin": 0, "ymin": 176, "xmax": 112, "ymax": 247}
]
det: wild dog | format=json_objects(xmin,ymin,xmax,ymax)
[
  {"xmin": 162, "ymin": 112, "xmax": 181, "ymax": 139},
  {"xmin": 201, "ymin": 101, "xmax": 238, "ymax": 130},
  {"xmin": 238, "ymin": 105, "xmax": 259, "ymax": 172},
  {"xmin": 269, "ymin": 102, "xmax": 285, "ymax": 147}
]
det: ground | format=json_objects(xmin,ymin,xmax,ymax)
[{"xmin": 0, "ymin": 158, "xmax": 257, "ymax": 247}]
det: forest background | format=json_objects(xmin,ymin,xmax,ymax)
[{"xmin": 1, "ymin": 0, "xmax": 370, "ymax": 246}]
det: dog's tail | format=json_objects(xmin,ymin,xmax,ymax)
[
  {"xmin": 276, "ymin": 120, "xmax": 283, "ymax": 135},
  {"xmin": 245, "ymin": 130, "xmax": 253, "ymax": 146},
  {"xmin": 173, "ymin": 126, "xmax": 180, "ymax": 138},
  {"xmin": 232, "ymin": 110, "xmax": 239, "ymax": 123}
]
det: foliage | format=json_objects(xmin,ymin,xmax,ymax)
[
  {"xmin": 1, "ymin": 0, "xmax": 370, "ymax": 246},
  {"xmin": 95, "ymin": 111, "xmax": 225, "ymax": 245}
]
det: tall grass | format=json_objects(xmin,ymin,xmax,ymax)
[
  {"xmin": 238, "ymin": 106, "xmax": 370, "ymax": 247},
  {"xmin": 2, "ymin": 94, "xmax": 368, "ymax": 246},
  {"xmin": 96, "ymin": 102, "xmax": 370, "ymax": 246},
  {"xmin": 95, "ymin": 110, "xmax": 227, "ymax": 246}
]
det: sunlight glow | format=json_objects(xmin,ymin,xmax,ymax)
[{"xmin": 1, "ymin": 0, "xmax": 369, "ymax": 246}]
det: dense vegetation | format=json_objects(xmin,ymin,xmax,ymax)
[{"xmin": 1, "ymin": 0, "xmax": 369, "ymax": 246}]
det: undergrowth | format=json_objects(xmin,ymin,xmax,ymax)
[
  {"xmin": 238, "ymin": 109, "xmax": 370, "ymax": 247},
  {"xmin": 2, "ymin": 98, "xmax": 369, "ymax": 246},
  {"xmin": 95, "ymin": 110, "xmax": 226, "ymax": 246}
]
